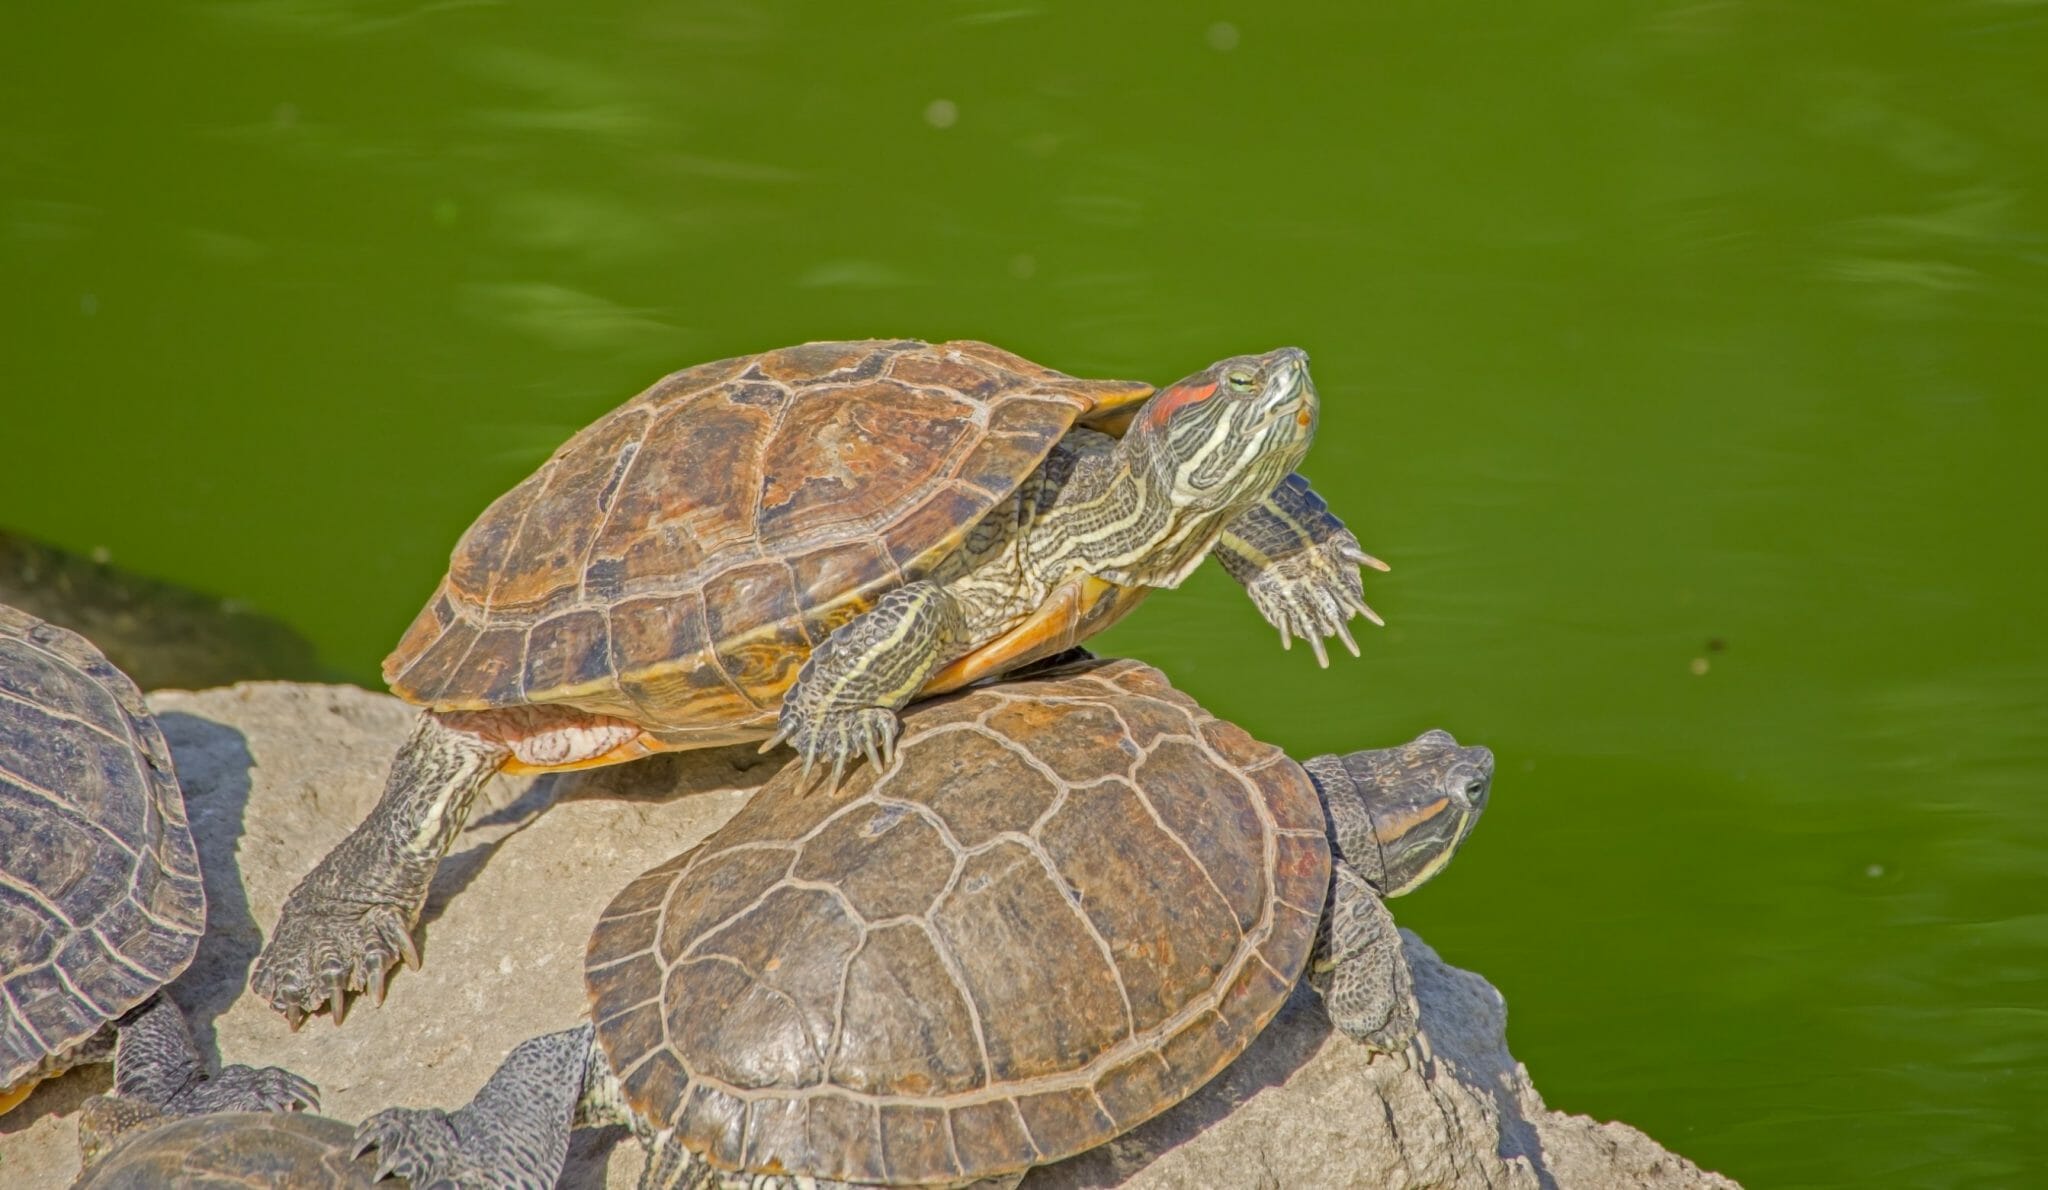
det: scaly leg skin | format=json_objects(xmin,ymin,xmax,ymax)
[
  {"xmin": 250, "ymin": 711, "xmax": 508, "ymax": 1028},
  {"xmin": 355, "ymin": 1024, "xmax": 597, "ymax": 1190},
  {"xmin": 1309, "ymin": 862, "xmax": 1422, "ymax": 1062},
  {"xmin": 767, "ymin": 581, "xmax": 968, "ymax": 790},
  {"xmin": 111, "ymin": 993, "xmax": 318, "ymax": 1114},
  {"xmin": 1216, "ymin": 471, "xmax": 1387, "ymax": 667}
]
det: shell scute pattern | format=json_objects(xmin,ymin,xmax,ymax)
[
  {"xmin": 384, "ymin": 340, "xmax": 1157, "ymax": 730},
  {"xmin": 0, "ymin": 607, "xmax": 203, "ymax": 1088},
  {"xmin": 584, "ymin": 658, "xmax": 1331, "ymax": 1184}
]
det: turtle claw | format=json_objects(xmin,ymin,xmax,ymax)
[{"xmin": 252, "ymin": 893, "xmax": 422, "ymax": 1028}]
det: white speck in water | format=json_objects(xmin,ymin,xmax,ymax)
[
  {"xmin": 924, "ymin": 99, "xmax": 959, "ymax": 129},
  {"xmin": 1866, "ymin": 864, "xmax": 1885, "ymax": 879},
  {"xmin": 1689, "ymin": 657, "xmax": 1710, "ymax": 675},
  {"xmin": 80, "ymin": 294, "xmax": 98, "ymax": 317},
  {"xmin": 1010, "ymin": 253, "xmax": 1037, "ymax": 279},
  {"xmin": 90, "ymin": 545, "xmax": 111, "ymax": 564},
  {"xmin": 1207, "ymin": 21, "xmax": 1240, "ymax": 51}
]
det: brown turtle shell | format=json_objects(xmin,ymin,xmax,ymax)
[
  {"xmin": 382, "ymin": 340, "xmax": 1155, "ymax": 736},
  {"xmin": 76, "ymin": 1112, "xmax": 392, "ymax": 1188},
  {"xmin": 583, "ymin": 659, "xmax": 1332, "ymax": 1184},
  {"xmin": 0, "ymin": 605, "xmax": 205, "ymax": 1092}
]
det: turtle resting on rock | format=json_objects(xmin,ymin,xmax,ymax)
[
  {"xmin": 256, "ymin": 339, "xmax": 1388, "ymax": 1028},
  {"xmin": 0, "ymin": 605, "xmax": 315, "ymax": 1119},
  {"xmin": 73, "ymin": 1106, "xmax": 395, "ymax": 1189},
  {"xmin": 349, "ymin": 658, "xmax": 1490, "ymax": 1189}
]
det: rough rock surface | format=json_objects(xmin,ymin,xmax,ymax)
[{"xmin": 0, "ymin": 683, "xmax": 1739, "ymax": 1189}]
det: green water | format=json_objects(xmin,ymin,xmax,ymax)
[{"xmin": 5, "ymin": 3, "xmax": 2044, "ymax": 1184}]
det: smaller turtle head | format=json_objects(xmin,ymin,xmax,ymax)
[
  {"xmin": 1311, "ymin": 729, "xmax": 1492, "ymax": 897},
  {"xmin": 1131, "ymin": 346, "xmax": 1319, "ymax": 514}
]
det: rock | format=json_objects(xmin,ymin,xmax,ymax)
[{"xmin": 0, "ymin": 684, "xmax": 1737, "ymax": 1189}]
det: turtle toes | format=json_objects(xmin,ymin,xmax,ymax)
[
  {"xmin": 172, "ymin": 1064, "xmax": 321, "ymax": 1115},
  {"xmin": 251, "ymin": 895, "xmax": 419, "ymax": 1027},
  {"xmin": 1246, "ymin": 531, "xmax": 1384, "ymax": 665},
  {"xmin": 776, "ymin": 702, "xmax": 900, "ymax": 794}
]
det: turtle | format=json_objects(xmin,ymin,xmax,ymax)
[
  {"xmin": 0, "ymin": 604, "xmax": 316, "ymax": 1118},
  {"xmin": 254, "ymin": 338, "xmax": 1388, "ymax": 1028},
  {"xmin": 348, "ymin": 657, "xmax": 1492, "ymax": 1189},
  {"xmin": 72, "ymin": 1106, "xmax": 395, "ymax": 1189}
]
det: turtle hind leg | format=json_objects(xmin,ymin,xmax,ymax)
[
  {"xmin": 112, "ymin": 993, "xmax": 317, "ymax": 1115},
  {"xmin": 250, "ymin": 708, "xmax": 515, "ymax": 1027},
  {"xmin": 771, "ymin": 582, "xmax": 968, "ymax": 789},
  {"xmin": 355, "ymin": 1023, "xmax": 597, "ymax": 1190},
  {"xmin": 1310, "ymin": 862, "xmax": 1421, "ymax": 1057}
]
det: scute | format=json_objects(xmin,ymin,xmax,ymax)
[
  {"xmin": 0, "ymin": 605, "xmax": 203, "ymax": 1090},
  {"xmin": 582, "ymin": 658, "xmax": 1329, "ymax": 1184},
  {"xmin": 384, "ymin": 341, "xmax": 1156, "ymax": 729},
  {"xmin": 77, "ymin": 1112, "xmax": 388, "ymax": 1189}
]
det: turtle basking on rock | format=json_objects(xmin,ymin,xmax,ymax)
[
  {"xmin": 255, "ymin": 339, "xmax": 1387, "ymax": 1028},
  {"xmin": 72, "ymin": 1105, "xmax": 393, "ymax": 1189},
  {"xmin": 0, "ymin": 606, "xmax": 315, "ymax": 1120},
  {"xmin": 349, "ymin": 658, "xmax": 1489, "ymax": 1189}
]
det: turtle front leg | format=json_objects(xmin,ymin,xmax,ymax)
[
  {"xmin": 1309, "ymin": 861, "xmax": 1421, "ymax": 1057},
  {"xmin": 111, "ymin": 993, "xmax": 318, "ymax": 1114},
  {"xmin": 251, "ymin": 710, "xmax": 509, "ymax": 1028},
  {"xmin": 1217, "ymin": 472, "xmax": 1387, "ymax": 667},
  {"xmin": 770, "ymin": 581, "xmax": 968, "ymax": 788},
  {"xmin": 355, "ymin": 1023, "xmax": 598, "ymax": 1190}
]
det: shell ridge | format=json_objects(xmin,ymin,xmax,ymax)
[
  {"xmin": 1011, "ymin": 827, "xmax": 1135, "ymax": 1040},
  {"xmin": 674, "ymin": 849, "xmax": 800, "ymax": 963},
  {"xmin": 0, "ymin": 870, "xmax": 72, "ymax": 929},
  {"xmin": 0, "ymin": 685, "xmax": 131, "ymax": 750},
  {"xmin": 575, "ymin": 406, "xmax": 657, "ymax": 603}
]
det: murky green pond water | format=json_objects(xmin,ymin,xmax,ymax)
[{"xmin": 6, "ymin": 3, "xmax": 2045, "ymax": 1184}]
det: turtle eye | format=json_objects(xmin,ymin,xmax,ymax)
[{"xmin": 1225, "ymin": 370, "xmax": 1256, "ymax": 392}]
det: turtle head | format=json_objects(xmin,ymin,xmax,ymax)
[
  {"xmin": 1130, "ymin": 346, "xmax": 1319, "ymax": 514},
  {"xmin": 1308, "ymin": 728, "xmax": 1492, "ymax": 897}
]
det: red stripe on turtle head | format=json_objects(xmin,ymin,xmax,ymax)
[{"xmin": 1137, "ymin": 380, "xmax": 1219, "ymax": 431}]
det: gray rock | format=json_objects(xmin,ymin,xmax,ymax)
[{"xmin": 0, "ymin": 683, "xmax": 1737, "ymax": 1189}]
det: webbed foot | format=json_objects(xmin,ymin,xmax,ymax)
[{"xmin": 1247, "ymin": 533, "xmax": 1386, "ymax": 666}]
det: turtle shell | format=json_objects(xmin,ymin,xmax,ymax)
[
  {"xmin": 383, "ymin": 340, "xmax": 1155, "ymax": 736},
  {"xmin": 584, "ymin": 659, "xmax": 1332, "ymax": 1184},
  {"xmin": 76, "ymin": 1112, "xmax": 391, "ymax": 1189},
  {"xmin": 0, "ymin": 605, "xmax": 204, "ymax": 1092}
]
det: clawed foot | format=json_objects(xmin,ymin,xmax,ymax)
[
  {"xmin": 251, "ymin": 894, "xmax": 420, "ymax": 1030},
  {"xmin": 354, "ymin": 1107, "xmax": 463, "ymax": 1184},
  {"xmin": 1249, "ymin": 534, "xmax": 1387, "ymax": 667},
  {"xmin": 168, "ymin": 1064, "xmax": 320, "ymax": 1115},
  {"xmin": 762, "ymin": 703, "xmax": 900, "ymax": 793}
]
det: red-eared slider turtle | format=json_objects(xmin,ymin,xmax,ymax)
[
  {"xmin": 0, "ymin": 605, "xmax": 314, "ymax": 1118},
  {"xmin": 256, "ymin": 340, "xmax": 1386, "ymax": 1027},
  {"xmin": 73, "ymin": 1106, "xmax": 396, "ymax": 1189},
  {"xmin": 352, "ymin": 659, "xmax": 1489, "ymax": 1188}
]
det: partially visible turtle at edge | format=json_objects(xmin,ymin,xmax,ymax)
[
  {"xmin": 350, "ymin": 658, "xmax": 1491, "ymax": 1189},
  {"xmin": 0, "ymin": 605, "xmax": 315, "ymax": 1119},
  {"xmin": 256, "ymin": 338, "xmax": 1388, "ymax": 1029},
  {"xmin": 72, "ymin": 1107, "xmax": 395, "ymax": 1189}
]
